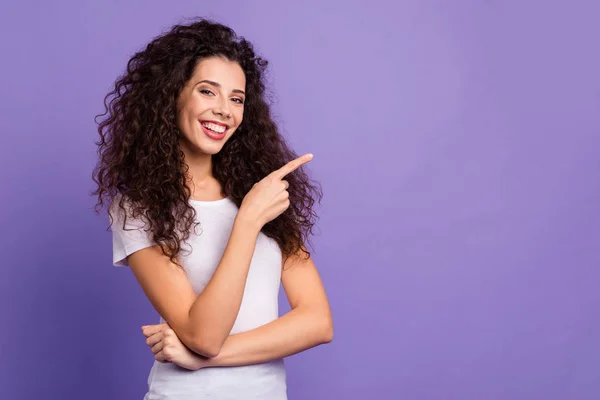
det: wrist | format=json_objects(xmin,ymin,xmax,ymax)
[
  {"xmin": 189, "ymin": 353, "xmax": 210, "ymax": 370},
  {"xmin": 193, "ymin": 359, "xmax": 206, "ymax": 371},
  {"xmin": 234, "ymin": 212, "xmax": 262, "ymax": 235},
  {"xmin": 201, "ymin": 354, "xmax": 220, "ymax": 368}
]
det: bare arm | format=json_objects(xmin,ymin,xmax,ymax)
[
  {"xmin": 143, "ymin": 250, "xmax": 333, "ymax": 368},
  {"xmin": 206, "ymin": 252, "xmax": 333, "ymax": 367},
  {"xmin": 129, "ymin": 217, "xmax": 259, "ymax": 357},
  {"xmin": 127, "ymin": 154, "xmax": 314, "ymax": 358}
]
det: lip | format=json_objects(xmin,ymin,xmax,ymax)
[
  {"xmin": 199, "ymin": 120, "xmax": 228, "ymax": 140},
  {"xmin": 200, "ymin": 120, "xmax": 230, "ymax": 129}
]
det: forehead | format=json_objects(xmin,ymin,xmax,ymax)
[{"xmin": 192, "ymin": 57, "xmax": 246, "ymax": 89}]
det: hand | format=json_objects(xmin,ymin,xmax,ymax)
[
  {"xmin": 142, "ymin": 323, "xmax": 207, "ymax": 371},
  {"xmin": 238, "ymin": 153, "xmax": 314, "ymax": 229}
]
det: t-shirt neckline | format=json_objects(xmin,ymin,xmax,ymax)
[{"xmin": 188, "ymin": 196, "xmax": 231, "ymax": 207}]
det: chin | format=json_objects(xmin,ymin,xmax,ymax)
[
  {"xmin": 181, "ymin": 130, "xmax": 235, "ymax": 156},
  {"xmin": 197, "ymin": 136, "xmax": 232, "ymax": 155},
  {"xmin": 201, "ymin": 146, "xmax": 224, "ymax": 155}
]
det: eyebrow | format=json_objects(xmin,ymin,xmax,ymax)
[{"xmin": 197, "ymin": 80, "xmax": 245, "ymax": 95}]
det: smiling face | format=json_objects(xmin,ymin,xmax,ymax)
[{"xmin": 176, "ymin": 56, "xmax": 246, "ymax": 157}]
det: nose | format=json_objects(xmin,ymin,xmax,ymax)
[{"xmin": 212, "ymin": 97, "xmax": 232, "ymax": 119}]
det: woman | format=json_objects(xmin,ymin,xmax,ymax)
[{"xmin": 92, "ymin": 18, "xmax": 333, "ymax": 399}]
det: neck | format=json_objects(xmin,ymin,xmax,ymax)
[
  {"xmin": 180, "ymin": 140, "xmax": 222, "ymax": 199},
  {"xmin": 183, "ymin": 151, "xmax": 212, "ymax": 180},
  {"xmin": 179, "ymin": 137, "xmax": 212, "ymax": 178}
]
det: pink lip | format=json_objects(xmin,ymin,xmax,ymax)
[{"xmin": 199, "ymin": 120, "xmax": 228, "ymax": 140}]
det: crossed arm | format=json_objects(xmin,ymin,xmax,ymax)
[
  {"xmin": 141, "ymin": 251, "xmax": 333, "ymax": 369},
  {"xmin": 126, "ymin": 154, "xmax": 332, "ymax": 369}
]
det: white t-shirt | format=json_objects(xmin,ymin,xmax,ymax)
[{"xmin": 110, "ymin": 196, "xmax": 287, "ymax": 400}]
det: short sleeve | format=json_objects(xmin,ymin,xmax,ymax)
[{"xmin": 110, "ymin": 198, "xmax": 156, "ymax": 267}]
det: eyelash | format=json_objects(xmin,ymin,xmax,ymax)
[{"xmin": 199, "ymin": 89, "xmax": 244, "ymax": 104}]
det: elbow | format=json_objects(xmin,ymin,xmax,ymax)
[
  {"xmin": 190, "ymin": 340, "xmax": 222, "ymax": 359},
  {"xmin": 322, "ymin": 327, "xmax": 333, "ymax": 344},
  {"xmin": 320, "ymin": 315, "xmax": 334, "ymax": 344},
  {"xmin": 186, "ymin": 333, "xmax": 224, "ymax": 359},
  {"xmin": 192, "ymin": 340, "xmax": 222, "ymax": 358},
  {"xmin": 204, "ymin": 348, "xmax": 222, "ymax": 359}
]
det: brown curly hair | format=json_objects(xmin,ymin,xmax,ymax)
[{"xmin": 91, "ymin": 18, "xmax": 322, "ymax": 266}]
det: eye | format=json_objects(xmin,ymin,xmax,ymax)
[
  {"xmin": 232, "ymin": 97, "xmax": 245, "ymax": 105},
  {"xmin": 199, "ymin": 89, "xmax": 214, "ymax": 96}
]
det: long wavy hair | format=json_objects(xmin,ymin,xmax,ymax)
[{"xmin": 92, "ymin": 18, "xmax": 322, "ymax": 266}]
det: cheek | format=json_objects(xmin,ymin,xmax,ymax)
[
  {"xmin": 182, "ymin": 95, "xmax": 206, "ymax": 116},
  {"xmin": 175, "ymin": 113, "xmax": 185, "ymax": 132},
  {"xmin": 234, "ymin": 110, "xmax": 244, "ymax": 126}
]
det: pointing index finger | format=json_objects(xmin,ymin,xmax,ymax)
[{"xmin": 274, "ymin": 153, "xmax": 314, "ymax": 179}]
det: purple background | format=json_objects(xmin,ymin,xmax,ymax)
[{"xmin": 1, "ymin": 1, "xmax": 599, "ymax": 399}]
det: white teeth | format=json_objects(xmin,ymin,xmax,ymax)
[{"xmin": 202, "ymin": 122, "xmax": 226, "ymax": 133}]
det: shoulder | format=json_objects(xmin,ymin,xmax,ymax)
[{"xmin": 109, "ymin": 194, "xmax": 151, "ymax": 229}]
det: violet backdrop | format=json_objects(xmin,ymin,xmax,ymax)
[{"xmin": 1, "ymin": 1, "xmax": 599, "ymax": 399}]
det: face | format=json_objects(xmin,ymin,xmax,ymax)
[{"xmin": 176, "ymin": 56, "xmax": 246, "ymax": 156}]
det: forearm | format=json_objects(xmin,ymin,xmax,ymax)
[
  {"xmin": 187, "ymin": 217, "xmax": 260, "ymax": 355},
  {"xmin": 203, "ymin": 307, "xmax": 333, "ymax": 368}
]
